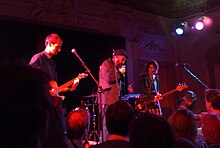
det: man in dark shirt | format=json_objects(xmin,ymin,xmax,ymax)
[
  {"xmin": 29, "ymin": 33, "xmax": 78, "ymax": 147},
  {"xmin": 29, "ymin": 33, "xmax": 62, "ymax": 81}
]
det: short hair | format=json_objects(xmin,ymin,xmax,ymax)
[
  {"xmin": 106, "ymin": 101, "xmax": 135, "ymax": 137},
  {"xmin": 145, "ymin": 60, "xmax": 159, "ymax": 74},
  {"xmin": 45, "ymin": 33, "xmax": 63, "ymax": 46},
  {"xmin": 66, "ymin": 109, "xmax": 90, "ymax": 140},
  {"xmin": 129, "ymin": 113, "xmax": 175, "ymax": 148},
  {"xmin": 204, "ymin": 89, "xmax": 220, "ymax": 110}
]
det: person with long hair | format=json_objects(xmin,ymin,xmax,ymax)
[
  {"xmin": 136, "ymin": 60, "xmax": 162, "ymax": 115},
  {"xmin": 168, "ymin": 109, "xmax": 208, "ymax": 148}
]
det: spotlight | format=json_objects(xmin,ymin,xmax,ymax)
[
  {"xmin": 175, "ymin": 22, "xmax": 187, "ymax": 36},
  {"xmin": 175, "ymin": 27, "xmax": 184, "ymax": 35},
  {"xmin": 203, "ymin": 16, "xmax": 213, "ymax": 27},
  {"xmin": 194, "ymin": 21, "xmax": 204, "ymax": 31},
  {"xmin": 193, "ymin": 16, "xmax": 212, "ymax": 31}
]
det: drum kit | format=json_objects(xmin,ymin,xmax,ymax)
[
  {"xmin": 81, "ymin": 93, "xmax": 100, "ymax": 143},
  {"xmin": 78, "ymin": 93, "xmax": 157, "ymax": 142}
]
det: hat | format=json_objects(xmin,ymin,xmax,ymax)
[
  {"xmin": 185, "ymin": 90, "xmax": 196, "ymax": 102},
  {"xmin": 114, "ymin": 49, "xmax": 127, "ymax": 56}
]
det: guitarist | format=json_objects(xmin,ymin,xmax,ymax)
[
  {"xmin": 138, "ymin": 60, "xmax": 162, "ymax": 116},
  {"xmin": 29, "ymin": 33, "xmax": 72, "ymax": 147}
]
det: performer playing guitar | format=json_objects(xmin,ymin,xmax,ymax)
[
  {"xmin": 135, "ymin": 83, "xmax": 188, "ymax": 113},
  {"xmin": 50, "ymin": 73, "xmax": 88, "ymax": 100}
]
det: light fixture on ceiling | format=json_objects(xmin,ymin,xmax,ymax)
[
  {"xmin": 194, "ymin": 21, "xmax": 204, "ymax": 31},
  {"xmin": 193, "ymin": 16, "xmax": 213, "ymax": 31},
  {"xmin": 174, "ymin": 16, "xmax": 213, "ymax": 36},
  {"xmin": 202, "ymin": 16, "xmax": 213, "ymax": 27},
  {"xmin": 175, "ymin": 22, "xmax": 188, "ymax": 36}
]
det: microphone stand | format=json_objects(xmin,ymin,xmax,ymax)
[
  {"xmin": 73, "ymin": 50, "xmax": 102, "ymax": 142},
  {"xmin": 183, "ymin": 66, "xmax": 209, "ymax": 89},
  {"xmin": 74, "ymin": 51, "xmax": 98, "ymax": 86}
]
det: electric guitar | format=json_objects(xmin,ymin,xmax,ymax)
[
  {"xmin": 135, "ymin": 83, "xmax": 188, "ymax": 110},
  {"xmin": 50, "ymin": 73, "xmax": 88, "ymax": 100}
]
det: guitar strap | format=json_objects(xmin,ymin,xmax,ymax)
[
  {"xmin": 153, "ymin": 75, "xmax": 162, "ymax": 116},
  {"xmin": 156, "ymin": 100, "xmax": 163, "ymax": 116}
]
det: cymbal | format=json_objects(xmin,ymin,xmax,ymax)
[
  {"xmin": 85, "ymin": 104, "xmax": 97, "ymax": 107},
  {"xmin": 82, "ymin": 94, "xmax": 97, "ymax": 98}
]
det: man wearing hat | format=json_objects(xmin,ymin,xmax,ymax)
[
  {"xmin": 177, "ymin": 90, "xmax": 197, "ymax": 111},
  {"xmin": 98, "ymin": 49, "xmax": 127, "ymax": 142}
]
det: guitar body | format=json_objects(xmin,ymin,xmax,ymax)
[
  {"xmin": 135, "ymin": 96, "xmax": 159, "ymax": 111},
  {"xmin": 49, "ymin": 80, "xmax": 67, "ymax": 100},
  {"xmin": 135, "ymin": 83, "xmax": 188, "ymax": 114},
  {"xmin": 49, "ymin": 73, "xmax": 88, "ymax": 100}
]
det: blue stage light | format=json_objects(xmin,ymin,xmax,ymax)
[
  {"xmin": 175, "ymin": 27, "xmax": 184, "ymax": 35},
  {"xmin": 175, "ymin": 22, "xmax": 187, "ymax": 36}
]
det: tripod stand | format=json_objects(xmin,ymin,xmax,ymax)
[
  {"xmin": 71, "ymin": 49, "xmax": 102, "ymax": 142},
  {"xmin": 88, "ymin": 96, "xmax": 100, "ymax": 143}
]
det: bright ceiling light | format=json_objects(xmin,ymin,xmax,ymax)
[
  {"xmin": 195, "ymin": 21, "xmax": 204, "ymax": 31},
  {"xmin": 175, "ymin": 22, "xmax": 187, "ymax": 36},
  {"xmin": 175, "ymin": 27, "xmax": 184, "ymax": 35}
]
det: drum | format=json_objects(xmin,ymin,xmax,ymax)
[
  {"xmin": 82, "ymin": 94, "xmax": 97, "ymax": 107},
  {"xmin": 73, "ymin": 106, "xmax": 89, "ymax": 111},
  {"xmin": 81, "ymin": 94, "xmax": 99, "ymax": 142}
]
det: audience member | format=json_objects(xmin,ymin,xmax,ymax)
[
  {"xmin": 90, "ymin": 101, "xmax": 135, "ymax": 148},
  {"xmin": 129, "ymin": 112, "xmax": 176, "ymax": 148},
  {"xmin": 168, "ymin": 109, "xmax": 207, "ymax": 148},
  {"xmin": 0, "ymin": 63, "xmax": 69, "ymax": 147},
  {"xmin": 66, "ymin": 108, "xmax": 91, "ymax": 148},
  {"xmin": 204, "ymin": 88, "xmax": 220, "ymax": 115},
  {"xmin": 201, "ymin": 113, "xmax": 220, "ymax": 147}
]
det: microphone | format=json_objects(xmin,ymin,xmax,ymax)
[
  {"xmin": 71, "ymin": 48, "xmax": 84, "ymax": 63},
  {"xmin": 71, "ymin": 48, "xmax": 99, "ymax": 85},
  {"xmin": 71, "ymin": 48, "xmax": 77, "ymax": 54},
  {"xmin": 175, "ymin": 63, "xmax": 190, "ymax": 67},
  {"xmin": 71, "ymin": 48, "xmax": 80, "ymax": 58},
  {"xmin": 112, "ymin": 49, "xmax": 116, "ymax": 56}
]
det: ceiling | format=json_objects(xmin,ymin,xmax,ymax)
[{"xmin": 101, "ymin": 0, "xmax": 220, "ymax": 19}]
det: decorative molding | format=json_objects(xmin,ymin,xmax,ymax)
[
  {"xmin": 139, "ymin": 40, "xmax": 164, "ymax": 52},
  {"xmin": 131, "ymin": 32, "xmax": 172, "ymax": 61},
  {"xmin": 30, "ymin": 0, "xmax": 79, "ymax": 26}
]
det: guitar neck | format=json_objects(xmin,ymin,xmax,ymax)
[
  {"xmin": 55, "ymin": 77, "xmax": 78, "ymax": 93},
  {"xmin": 161, "ymin": 89, "xmax": 177, "ymax": 98}
]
